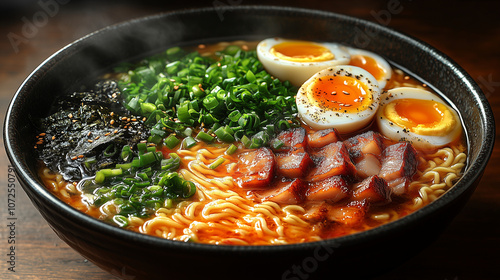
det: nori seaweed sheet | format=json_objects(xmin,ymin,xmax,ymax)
[{"xmin": 35, "ymin": 80, "xmax": 149, "ymax": 181}]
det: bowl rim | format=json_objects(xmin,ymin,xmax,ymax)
[{"xmin": 4, "ymin": 5, "xmax": 496, "ymax": 254}]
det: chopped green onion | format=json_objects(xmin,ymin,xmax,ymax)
[
  {"xmin": 121, "ymin": 145, "xmax": 133, "ymax": 161},
  {"xmin": 225, "ymin": 144, "xmax": 238, "ymax": 155},
  {"xmin": 131, "ymin": 158, "xmax": 141, "ymax": 168},
  {"xmin": 161, "ymin": 153, "xmax": 181, "ymax": 171},
  {"xmin": 182, "ymin": 127, "xmax": 193, "ymax": 137},
  {"xmin": 196, "ymin": 131, "xmax": 214, "ymax": 142},
  {"xmin": 135, "ymin": 181, "xmax": 152, "ymax": 188},
  {"xmin": 139, "ymin": 152, "xmax": 158, "ymax": 167},
  {"xmin": 271, "ymin": 139, "xmax": 285, "ymax": 150},
  {"xmin": 166, "ymin": 46, "xmax": 184, "ymax": 60},
  {"xmin": 245, "ymin": 70, "xmax": 256, "ymax": 83},
  {"xmin": 182, "ymin": 136, "xmax": 197, "ymax": 149},
  {"xmin": 113, "ymin": 215, "xmax": 129, "ymax": 227},
  {"xmin": 203, "ymin": 95, "xmax": 219, "ymax": 110},
  {"xmin": 224, "ymin": 45, "xmax": 241, "ymax": 56},
  {"xmin": 115, "ymin": 163, "xmax": 132, "ymax": 170},
  {"xmin": 209, "ymin": 157, "xmax": 226, "ymax": 169},
  {"xmin": 214, "ymin": 126, "xmax": 235, "ymax": 143},
  {"xmin": 151, "ymin": 127, "xmax": 167, "ymax": 138},
  {"xmin": 241, "ymin": 135, "xmax": 251, "ymax": 147},
  {"xmin": 126, "ymin": 96, "xmax": 140, "ymax": 112},
  {"xmin": 83, "ymin": 157, "xmax": 97, "ymax": 170},
  {"xmin": 95, "ymin": 171, "xmax": 105, "ymax": 184},
  {"xmin": 137, "ymin": 142, "xmax": 147, "ymax": 154},
  {"xmin": 164, "ymin": 198, "xmax": 174, "ymax": 208},
  {"xmin": 191, "ymin": 84, "xmax": 205, "ymax": 98},
  {"xmin": 228, "ymin": 110, "xmax": 241, "ymax": 122},
  {"xmin": 147, "ymin": 146, "xmax": 157, "ymax": 153},
  {"xmin": 140, "ymin": 102, "xmax": 157, "ymax": 115},
  {"xmin": 164, "ymin": 134, "xmax": 181, "ymax": 149},
  {"xmin": 95, "ymin": 168, "xmax": 123, "ymax": 184},
  {"xmin": 184, "ymin": 181, "xmax": 196, "ymax": 198},
  {"xmin": 137, "ymin": 172, "xmax": 149, "ymax": 181},
  {"xmin": 103, "ymin": 144, "xmax": 117, "ymax": 157},
  {"xmin": 148, "ymin": 134, "xmax": 163, "ymax": 144}
]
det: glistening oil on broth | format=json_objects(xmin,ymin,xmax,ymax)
[{"xmin": 36, "ymin": 40, "xmax": 467, "ymax": 245}]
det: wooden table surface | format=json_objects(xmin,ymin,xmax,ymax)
[{"xmin": 1, "ymin": 0, "xmax": 499, "ymax": 279}]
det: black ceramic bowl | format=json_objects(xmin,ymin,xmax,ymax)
[{"xmin": 4, "ymin": 6, "xmax": 495, "ymax": 280}]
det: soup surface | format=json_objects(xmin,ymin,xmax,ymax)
[{"xmin": 35, "ymin": 40, "xmax": 466, "ymax": 245}]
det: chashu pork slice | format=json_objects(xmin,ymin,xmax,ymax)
[
  {"xmin": 235, "ymin": 147, "xmax": 275, "ymax": 190},
  {"xmin": 307, "ymin": 141, "xmax": 355, "ymax": 182},
  {"xmin": 257, "ymin": 178, "xmax": 307, "ymax": 205},
  {"xmin": 306, "ymin": 176, "xmax": 350, "ymax": 203},
  {"xmin": 305, "ymin": 200, "xmax": 369, "ymax": 226},
  {"xmin": 379, "ymin": 142, "xmax": 418, "ymax": 180},
  {"xmin": 344, "ymin": 131, "xmax": 385, "ymax": 162},
  {"xmin": 275, "ymin": 148, "xmax": 313, "ymax": 178},
  {"xmin": 270, "ymin": 127, "xmax": 307, "ymax": 153},
  {"xmin": 378, "ymin": 142, "xmax": 418, "ymax": 196},
  {"xmin": 352, "ymin": 175, "xmax": 392, "ymax": 204},
  {"xmin": 307, "ymin": 128, "xmax": 341, "ymax": 149}
]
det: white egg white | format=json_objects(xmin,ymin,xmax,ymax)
[
  {"xmin": 296, "ymin": 65, "xmax": 381, "ymax": 134},
  {"xmin": 257, "ymin": 38, "xmax": 350, "ymax": 86},
  {"xmin": 376, "ymin": 87, "xmax": 462, "ymax": 149},
  {"xmin": 346, "ymin": 47, "xmax": 392, "ymax": 89}
]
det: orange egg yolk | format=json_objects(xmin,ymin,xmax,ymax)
[
  {"xmin": 349, "ymin": 55, "xmax": 386, "ymax": 81},
  {"xmin": 271, "ymin": 41, "xmax": 334, "ymax": 62},
  {"xmin": 307, "ymin": 75, "xmax": 372, "ymax": 113},
  {"xmin": 393, "ymin": 98, "xmax": 446, "ymax": 128}
]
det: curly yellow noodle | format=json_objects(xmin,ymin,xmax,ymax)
[
  {"xmin": 64, "ymin": 182, "xmax": 77, "ymax": 194},
  {"xmin": 100, "ymin": 201, "xmax": 117, "ymax": 217},
  {"xmin": 259, "ymin": 201, "xmax": 283, "ymax": 214},
  {"xmin": 59, "ymin": 189, "xmax": 70, "ymax": 199},
  {"xmin": 176, "ymin": 148, "xmax": 199, "ymax": 157},
  {"xmin": 171, "ymin": 212, "xmax": 193, "ymax": 225},
  {"xmin": 370, "ymin": 209, "xmax": 399, "ymax": 222},
  {"xmin": 207, "ymin": 179, "xmax": 236, "ymax": 191},
  {"xmin": 273, "ymin": 216, "xmax": 285, "ymax": 236},
  {"xmin": 430, "ymin": 182, "xmax": 447, "ymax": 191},
  {"xmin": 256, "ymin": 215, "xmax": 279, "ymax": 237},
  {"xmin": 55, "ymin": 174, "xmax": 64, "ymax": 185},
  {"xmin": 42, "ymin": 167, "xmax": 57, "ymax": 179},
  {"xmin": 128, "ymin": 217, "xmax": 145, "ymax": 227},
  {"xmin": 402, "ymin": 146, "xmax": 466, "ymax": 212},
  {"xmin": 282, "ymin": 213, "xmax": 310, "ymax": 228},
  {"xmin": 184, "ymin": 201, "xmax": 204, "ymax": 218},
  {"xmin": 444, "ymin": 173, "xmax": 460, "ymax": 186},
  {"xmin": 371, "ymin": 213, "xmax": 390, "ymax": 221},
  {"xmin": 282, "ymin": 205, "xmax": 306, "ymax": 214},
  {"xmin": 252, "ymin": 205, "xmax": 279, "ymax": 217}
]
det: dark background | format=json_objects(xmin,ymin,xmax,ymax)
[{"xmin": 1, "ymin": 0, "xmax": 499, "ymax": 279}]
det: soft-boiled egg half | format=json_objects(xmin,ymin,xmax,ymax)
[
  {"xmin": 257, "ymin": 38, "xmax": 350, "ymax": 86},
  {"xmin": 346, "ymin": 47, "xmax": 392, "ymax": 89},
  {"xmin": 376, "ymin": 87, "xmax": 462, "ymax": 149},
  {"xmin": 296, "ymin": 65, "xmax": 381, "ymax": 134}
]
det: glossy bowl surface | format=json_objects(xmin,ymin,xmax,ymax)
[{"xmin": 4, "ymin": 6, "xmax": 495, "ymax": 280}]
